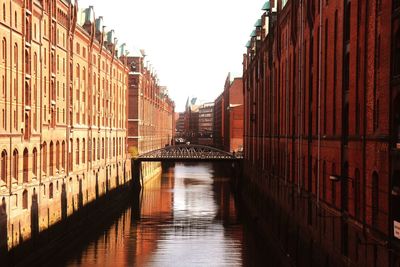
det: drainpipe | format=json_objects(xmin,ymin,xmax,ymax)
[
  {"xmin": 317, "ymin": 0, "xmax": 323, "ymax": 208},
  {"xmin": 298, "ymin": 0, "xmax": 304, "ymax": 194}
]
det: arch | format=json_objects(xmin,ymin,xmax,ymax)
[
  {"xmin": 372, "ymin": 172, "xmax": 379, "ymax": 228},
  {"xmin": 42, "ymin": 142, "xmax": 47, "ymax": 174},
  {"xmin": 32, "ymin": 147, "xmax": 37, "ymax": 176},
  {"xmin": 49, "ymin": 141, "xmax": 54, "ymax": 176},
  {"xmin": 12, "ymin": 149, "xmax": 18, "ymax": 181},
  {"xmin": 23, "ymin": 148, "xmax": 28, "ymax": 183},
  {"xmin": 22, "ymin": 190, "xmax": 28, "ymax": 209},
  {"xmin": 1, "ymin": 150, "xmax": 7, "ymax": 183}
]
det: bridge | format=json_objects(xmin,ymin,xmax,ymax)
[
  {"xmin": 131, "ymin": 145, "xmax": 242, "ymax": 188},
  {"xmin": 136, "ymin": 144, "xmax": 241, "ymax": 162}
]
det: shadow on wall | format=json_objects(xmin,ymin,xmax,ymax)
[
  {"xmin": 30, "ymin": 189, "xmax": 39, "ymax": 241},
  {"xmin": 78, "ymin": 179, "xmax": 83, "ymax": 209},
  {"xmin": 0, "ymin": 197, "xmax": 8, "ymax": 254},
  {"xmin": 61, "ymin": 183, "xmax": 67, "ymax": 220}
]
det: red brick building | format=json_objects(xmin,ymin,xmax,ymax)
[
  {"xmin": 243, "ymin": 0, "xmax": 400, "ymax": 266},
  {"xmin": 214, "ymin": 74, "xmax": 243, "ymax": 153},
  {"xmin": 126, "ymin": 50, "xmax": 174, "ymax": 179}
]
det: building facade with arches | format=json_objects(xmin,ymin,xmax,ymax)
[
  {"xmin": 0, "ymin": 0, "xmax": 130, "ymax": 251},
  {"xmin": 243, "ymin": 0, "xmax": 399, "ymax": 266}
]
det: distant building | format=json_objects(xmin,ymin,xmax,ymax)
[
  {"xmin": 214, "ymin": 74, "xmax": 243, "ymax": 153},
  {"xmin": 184, "ymin": 97, "xmax": 201, "ymax": 143},
  {"xmin": 198, "ymin": 102, "xmax": 214, "ymax": 146},
  {"xmin": 176, "ymin": 112, "xmax": 185, "ymax": 135}
]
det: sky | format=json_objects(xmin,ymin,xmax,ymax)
[{"xmin": 78, "ymin": 0, "xmax": 266, "ymax": 112}]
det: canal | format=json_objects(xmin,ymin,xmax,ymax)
[{"xmin": 26, "ymin": 163, "xmax": 289, "ymax": 267}]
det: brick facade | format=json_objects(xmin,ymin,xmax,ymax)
[
  {"xmin": 214, "ymin": 73, "xmax": 243, "ymax": 153},
  {"xmin": 243, "ymin": 0, "xmax": 399, "ymax": 266},
  {"xmin": 126, "ymin": 51, "xmax": 174, "ymax": 179},
  {"xmin": 0, "ymin": 1, "xmax": 131, "ymax": 251}
]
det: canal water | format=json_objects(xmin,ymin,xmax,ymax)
[{"xmin": 37, "ymin": 163, "xmax": 287, "ymax": 267}]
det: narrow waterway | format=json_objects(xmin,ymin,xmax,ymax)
[{"xmin": 39, "ymin": 163, "xmax": 287, "ymax": 267}]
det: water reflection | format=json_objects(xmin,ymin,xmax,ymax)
[{"xmin": 58, "ymin": 163, "xmax": 277, "ymax": 267}]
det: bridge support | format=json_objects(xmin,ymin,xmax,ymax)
[{"xmin": 131, "ymin": 159, "xmax": 142, "ymax": 191}]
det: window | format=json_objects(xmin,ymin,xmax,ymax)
[
  {"xmin": 394, "ymin": 28, "xmax": 400, "ymax": 77},
  {"xmin": 2, "ymin": 3, "xmax": 5, "ymax": 21},
  {"xmin": 372, "ymin": 172, "xmax": 379, "ymax": 228},
  {"xmin": 22, "ymin": 190, "xmax": 28, "ymax": 209},
  {"xmin": 354, "ymin": 169, "xmax": 361, "ymax": 219},
  {"xmin": 23, "ymin": 148, "xmax": 28, "ymax": 183},
  {"xmin": 49, "ymin": 142, "xmax": 54, "ymax": 176},
  {"xmin": 49, "ymin": 183, "xmax": 53, "ymax": 199},
  {"xmin": 12, "ymin": 149, "xmax": 18, "ymax": 181},
  {"xmin": 93, "ymin": 138, "xmax": 96, "ymax": 161},
  {"xmin": 56, "ymin": 141, "xmax": 60, "ymax": 171},
  {"xmin": 14, "ymin": 11, "xmax": 17, "ymax": 28},
  {"xmin": 76, "ymin": 139, "xmax": 79, "ymax": 165},
  {"xmin": 62, "ymin": 141, "xmax": 66, "ymax": 170},
  {"xmin": 32, "ymin": 148, "xmax": 37, "ymax": 176},
  {"xmin": 82, "ymin": 139, "xmax": 86, "ymax": 163},
  {"xmin": 42, "ymin": 142, "xmax": 47, "ymax": 174},
  {"xmin": 1, "ymin": 38, "xmax": 6, "ymax": 62},
  {"xmin": 1, "ymin": 150, "xmax": 7, "ymax": 183}
]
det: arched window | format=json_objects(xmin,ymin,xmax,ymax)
[
  {"xmin": 49, "ymin": 141, "xmax": 54, "ymax": 176},
  {"xmin": 12, "ymin": 149, "xmax": 18, "ymax": 181},
  {"xmin": 93, "ymin": 138, "xmax": 96, "ymax": 161},
  {"xmin": 32, "ymin": 148, "xmax": 37, "ymax": 176},
  {"xmin": 97, "ymin": 138, "xmax": 100, "ymax": 160},
  {"xmin": 76, "ymin": 64, "xmax": 80, "ymax": 79},
  {"xmin": 49, "ymin": 183, "xmax": 53, "ymax": 199},
  {"xmin": 61, "ymin": 141, "xmax": 66, "ymax": 170},
  {"xmin": 1, "ymin": 38, "xmax": 6, "ymax": 62},
  {"xmin": 23, "ymin": 148, "xmax": 28, "ymax": 183},
  {"xmin": 1, "ymin": 150, "xmax": 7, "ymax": 183},
  {"xmin": 372, "ymin": 172, "xmax": 379, "ymax": 228},
  {"xmin": 56, "ymin": 141, "xmax": 60, "ymax": 171},
  {"xmin": 102, "ymin": 138, "xmax": 104, "ymax": 159},
  {"xmin": 69, "ymin": 138, "xmax": 73, "ymax": 171},
  {"xmin": 13, "ymin": 43, "xmax": 17, "ymax": 68},
  {"xmin": 76, "ymin": 139, "xmax": 79, "ymax": 165},
  {"xmin": 42, "ymin": 142, "xmax": 47, "ymax": 174},
  {"xmin": 354, "ymin": 169, "xmax": 361, "ymax": 220},
  {"xmin": 22, "ymin": 190, "xmax": 28, "ymax": 209},
  {"xmin": 82, "ymin": 138, "xmax": 86, "ymax": 163}
]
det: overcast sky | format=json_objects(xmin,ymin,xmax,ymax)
[{"xmin": 78, "ymin": 0, "xmax": 265, "ymax": 111}]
